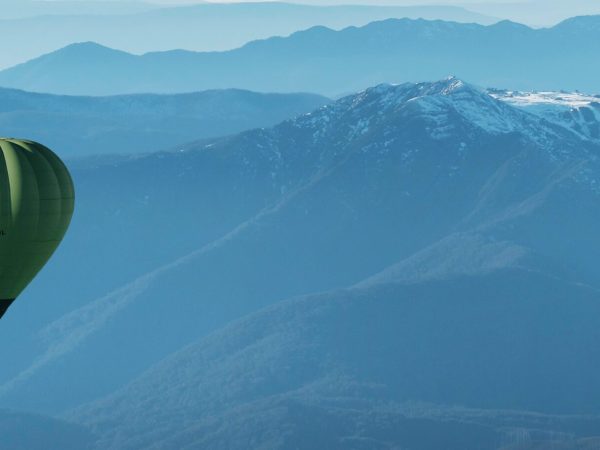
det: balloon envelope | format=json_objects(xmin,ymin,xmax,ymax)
[{"xmin": 0, "ymin": 138, "xmax": 74, "ymax": 319}]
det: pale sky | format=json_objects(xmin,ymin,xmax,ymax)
[
  {"xmin": 5, "ymin": 0, "xmax": 600, "ymax": 28},
  {"xmin": 197, "ymin": 0, "xmax": 600, "ymax": 25},
  {"xmin": 167, "ymin": 0, "xmax": 527, "ymax": 3}
]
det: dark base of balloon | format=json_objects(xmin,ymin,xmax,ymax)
[{"xmin": 0, "ymin": 299, "xmax": 15, "ymax": 319}]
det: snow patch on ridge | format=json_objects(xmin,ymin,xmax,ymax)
[
  {"xmin": 491, "ymin": 89, "xmax": 600, "ymax": 142},
  {"xmin": 491, "ymin": 90, "xmax": 599, "ymax": 109}
]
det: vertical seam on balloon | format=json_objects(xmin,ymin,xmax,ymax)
[
  {"xmin": 0, "ymin": 141, "xmax": 23, "ymax": 296},
  {"xmin": 0, "ymin": 144, "xmax": 10, "ymax": 289},
  {"xmin": 37, "ymin": 145, "xmax": 64, "ymax": 242},
  {"xmin": 14, "ymin": 141, "xmax": 41, "ymax": 296}
]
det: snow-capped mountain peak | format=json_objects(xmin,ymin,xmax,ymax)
[
  {"xmin": 302, "ymin": 77, "xmax": 557, "ymax": 143},
  {"xmin": 281, "ymin": 78, "xmax": 598, "ymax": 179},
  {"xmin": 404, "ymin": 79, "xmax": 527, "ymax": 137},
  {"xmin": 301, "ymin": 77, "xmax": 497, "ymax": 130}
]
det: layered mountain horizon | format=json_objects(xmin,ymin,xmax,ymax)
[
  {"xmin": 0, "ymin": 0, "xmax": 599, "ymax": 446},
  {"xmin": 1, "ymin": 77, "xmax": 600, "ymax": 448},
  {"xmin": 0, "ymin": 2, "xmax": 497, "ymax": 70},
  {"xmin": 1, "ymin": 16, "xmax": 599, "ymax": 96}
]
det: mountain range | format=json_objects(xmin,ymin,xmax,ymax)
[
  {"xmin": 0, "ymin": 87, "xmax": 328, "ymax": 158},
  {"xmin": 1, "ymin": 78, "xmax": 600, "ymax": 448},
  {"xmin": 2, "ymin": 16, "xmax": 599, "ymax": 96},
  {"xmin": 0, "ymin": 2, "xmax": 495, "ymax": 70}
]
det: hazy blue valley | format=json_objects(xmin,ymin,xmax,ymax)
[
  {"xmin": 0, "ymin": 2, "xmax": 599, "ymax": 449},
  {"xmin": 0, "ymin": 87, "xmax": 328, "ymax": 157}
]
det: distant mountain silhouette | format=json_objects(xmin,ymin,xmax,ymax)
[
  {"xmin": 1, "ymin": 78, "xmax": 600, "ymax": 430},
  {"xmin": 0, "ymin": 3, "xmax": 496, "ymax": 69},
  {"xmin": 2, "ymin": 16, "xmax": 600, "ymax": 96},
  {"xmin": 0, "ymin": 87, "xmax": 328, "ymax": 157}
]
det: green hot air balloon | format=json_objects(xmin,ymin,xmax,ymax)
[{"xmin": 0, "ymin": 138, "xmax": 74, "ymax": 319}]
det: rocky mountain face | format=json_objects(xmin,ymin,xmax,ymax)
[{"xmin": 1, "ymin": 78, "xmax": 599, "ymax": 448}]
